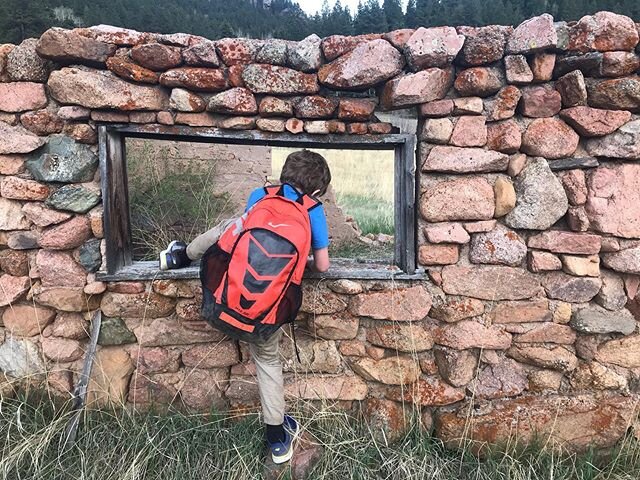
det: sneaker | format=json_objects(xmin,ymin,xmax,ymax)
[
  {"xmin": 159, "ymin": 241, "xmax": 190, "ymax": 270},
  {"xmin": 269, "ymin": 415, "xmax": 300, "ymax": 465}
]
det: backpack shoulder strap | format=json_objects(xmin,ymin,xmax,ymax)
[{"xmin": 262, "ymin": 184, "xmax": 322, "ymax": 211}]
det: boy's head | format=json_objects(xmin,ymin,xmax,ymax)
[{"xmin": 280, "ymin": 149, "xmax": 331, "ymax": 197}]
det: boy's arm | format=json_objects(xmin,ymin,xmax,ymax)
[{"xmin": 307, "ymin": 247, "xmax": 330, "ymax": 273}]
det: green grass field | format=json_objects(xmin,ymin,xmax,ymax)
[{"xmin": 1, "ymin": 394, "xmax": 638, "ymax": 480}]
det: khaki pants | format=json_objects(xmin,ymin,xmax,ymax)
[{"xmin": 187, "ymin": 219, "xmax": 286, "ymax": 426}]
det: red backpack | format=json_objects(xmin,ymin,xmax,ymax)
[{"xmin": 199, "ymin": 185, "xmax": 320, "ymax": 343}]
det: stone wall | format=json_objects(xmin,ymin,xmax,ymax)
[{"xmin": 0, "ymin": 12, "xmax": 639, "ymax": 451}]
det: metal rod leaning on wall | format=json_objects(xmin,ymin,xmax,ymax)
[{"xmin": 60, "ymin": 310, "xmax": 102, "ymax": 451}]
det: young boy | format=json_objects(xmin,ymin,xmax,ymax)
[{"xmin": 159, "ymin": 150, "xmax": 331, "ymax": 464}]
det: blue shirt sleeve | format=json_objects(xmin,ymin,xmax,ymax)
[
  {"xmin": 245, "ymin": 187, "xmax": 266, "ymax": 212},
  {"xmin": 309, "ymin": 204, "xmax": 330, "ymax": 250}
]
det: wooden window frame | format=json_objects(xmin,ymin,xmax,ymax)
[{"xmin": 96, "ymin": 124, "xmax": 423, "ymax": 281}]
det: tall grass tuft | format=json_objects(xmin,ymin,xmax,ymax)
[
  {"xmin": 127, "ymin": 142, "xmax": 235, "ymax": 261},
  {"xmin": 1, "ymin": 393, "xmax": 638, "ymax": 480}
]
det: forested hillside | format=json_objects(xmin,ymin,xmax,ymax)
[{"xmin": 0, "ymin": 0, "xmax": 639, "ymax": 44}]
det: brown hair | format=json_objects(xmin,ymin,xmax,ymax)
[{"xmin": 280, "ymin": 149, "xmax": 331, "ymax": 197}]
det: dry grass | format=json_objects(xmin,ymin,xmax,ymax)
[{"xmin": 0, "ymin": 392, "xmax": 638, "ymax": 480}]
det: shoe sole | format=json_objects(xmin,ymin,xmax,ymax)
[
  {"xmin": 159, "ymin": 240, "xmax": 178, "ymax": 271},
  {"xmin": 271, "ymin": 423, "xmax": 300, "ymax": 465}
]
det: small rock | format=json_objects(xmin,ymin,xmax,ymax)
[
  {"xmin": 242, "ymin": 64, "xmax": 319, "ymax": 95},
  {"xmin": 26, "ymin": 135, "xmax": 98, "ymax": 183},
  {"xmin": 571, "ymin": 304, "xmax": 636, "ymax": 335},
  {"xmin": 351, "ymin": 356, "xmax": 420, "ymax": 385},
  {"xmin": 555, "ymin": 70, "xmax": 588, "ymax": 107},
  {"xmin": 0, "ymin": 275, "xmax": 30, "ymax": 307},
  {"xmin": 452, "ymin": 97, "xmax": 484, "ymax": 115},
  {"xmin": 568, "ymin": 207, "xmax": 588, "ymax": 233},
  {"xmin": 294, "ymin": 96, "xmax": 338, "ymax": 119},
  {"xmin": 520, "ymin": 86, "xmax": 562, "ymax": 118},
  {"xmin": 131, "ymin": 43, "xmax": 182, "ymax": 71},
  {"xmin": 507, "ymin": 14, "xmax": 557, "ymax": 54},
  {"xmin": 505, "ymin": 55, "xmax": 533, "ymax": 84},
  {"xmin": 0, "ymin": 82, "xmax": 48, "ymax": 113},
  {"xmin": 404, "ymin": 27, "xmax": 465, "ymax": 69},
  {"xmin": 567, "ymin": 11, "xmax": 639, "ymax": 53},
  {"xmin": 159, "ymin": 67, "xmax": 228, "ymax": 92},
  {"xmin": 454, "ymin": 66, "xmax": 504, "ymax": 97},
  {"xmin": 423, "ymin": 222, "xmax": 470, "ymax": 244},
  {"xmin": 602, "ymin": 246, "xmax": 640, "ymax": 275},
  {"xmin": 434, "ymin": 347, "xmax": 478, "ymax": 387},
  {"xmin": 36, "ymin": 27, "xmax": 116, "ymax": 66},
  {"xmin": 507, "ymin": 153, "xmax": 527, "ymax": 177},
  {"xmin": 2, "ymin": 304, "xmax": 56, "ymax": 337},
  {"xmin": 382, "ymin": 68, "xmax": 452, "ymax": 109},
  {"xmin": 560, "ymin": 106, "xmax": 631, "ymax": 137},
  {"xmin": 528, "ymin": 251, "xmax": 562, "ymax": 272},
  {"xmin": 207, "ymin": 87, "xmax": 257, "ymax": 115},
  {"xmin": 362, "ymin": 399, "xmax": 409, "ymax": 444},
  {"xmin": 441, "ymin": 265, "xmax": 541, "ymax": 301},
  {"xmin": 467, "ymin": 358, "xmax": 527, "ymax": 399},
  {"xmin": 418, "ymin": 244, "xmax": 459, "ymax": 266},
  {"xmin": 429, "ymin": 296, "xmax": 485, "ymax": 323},
  {"xmin": 469, "ymin": 225, "xmax": 526, "ymax": 266},
  {"xmin": 484, "ymin": 85, "xmax": 521, "ymax": 121},
  {"xmin": 521, "ymin": 118, "xmax": 579, "ymax": 159},
  {"xmin": 507, "ymin": 345, "xmax": 578, "ymax": 372},
  {"xmin": 420, "ymin": 177, "xmax": 495, "ymax": 222},
  {"xmin": 596, "ymin": 270, "xmax": 628, "ymax": 311},
  {"xmin": 504, "ymin": 157, "xmax": 569, "ymax": 230},
  {"xmin": 435, "ymin": 320, "xmax": 512, "ymax": 350},
  {"xmin": 542, "ymin": 272, "xmax": 602, "ymax": 302},
  {"xmin": 384, "ymin": 376, "xmax": 465, "ymax": 406},
  {"xmin": 530, "ymin": 53, "xmax": 555, "ymax": 82},
  {"xmin": 6, "ymin": 38, "xmax": 50, "ymax": 82},
  {"xmin": 182, "ymin": 40, "xmax": 220, "ymax": 67},
  {"xmin": 490, "ymin": 298, "xmax": 551, "ymax": 324},
  {"xmin": 215, "ymin": 38, "xmax": 261, "ymax": 65},
  {"xmin": 50, "ymin": 67, "xmax": 168, "ymax": 109},
  {"xmin": 559, "ymin": 169, "xmax": 587, "ymax": 206},
  {"xmin": 106, "ymin": 56, "xmax": 159, "ymax": 84},
  {"xmin": 287, "ymin": 34, "xmax": 322, "ymax": 72},
  {"xmin": 318, "ymin": 39, "xmax": 404, "ymax": 89},
  {"xmin": 463, "ymin": 220, "xmax": 498, "ymax": 233},
  {"xmin": 595, "ymin": 335, "xmax": 640, "ymax": 368},
  {"xmin": 422, "ymin": 145, "xmax": 507, "ymax": 173},
  {"xmin": 46, "ymin": 184, "xmax": 100, "ymax": 213},
  {"xmin": 587, "ymin": 77, "xmax": 640, "ymax": 111},
  {"xmin": 0, "ymin": 122, "xmax": 46, "ymax": 155},
  {"xmin": 561, "ymin": 254, "xmax": 600, "ymax": 277},
  {"xmin": 527, "ymin": 231, "xmax": 601, "ymax": 254},
  {"xmin": 456, "ymin": 25, "xmax": 511, "ymax": 66},
  {"xmin": 367, "ymin": 322, "xmax": 434, "ymax": 352},
  {"xmin": 486, "ymin": 120, "xmax": 521, "ymax": 153},
  {"xmin": 601, "ymin": 51, "xmax": 640, "ymax": 77},
  {"xmin": 0, "ymin": 176, "xmax": 48, "ymax": 201},
  {"xmin": 169, "ymin": 88, "xmax": 206, "ymax": 112},
  {"xmin": 419, "ymin": 118, "xmax": 453, "ymax": 144},
  {"xmin": 585, "ymin": 119, "xmax": 640, "ymax": 160},
  {"xmin": 419, "ymin": 99, "xmax": 454, "ymax": 117},
  {"xmin": 494, "ymin": 177, "xmax": 516, "ymax": 217},
  {"xmin": 449, "ymin": 116, "xmax": 487, "ymax": 147}
]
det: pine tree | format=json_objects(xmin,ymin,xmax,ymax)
[
  {"xmin": 405, "ymin": 0, "xmax": 418, "ymax": 28},
  {"xmin": 383, "ymin": 0, "xmax": 404, "ymax": 30}
]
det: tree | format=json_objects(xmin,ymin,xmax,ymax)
[
  {"xmin": 1, "ymin": 0, "xmax": 53, "ymax": 43},
  {"xmin": 405, "ymin": 0, "xmax": 418, "ymax": 28},
  {"xmin": 383, "ymin": 0, "xmax": 404, "ymax": 30}
]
